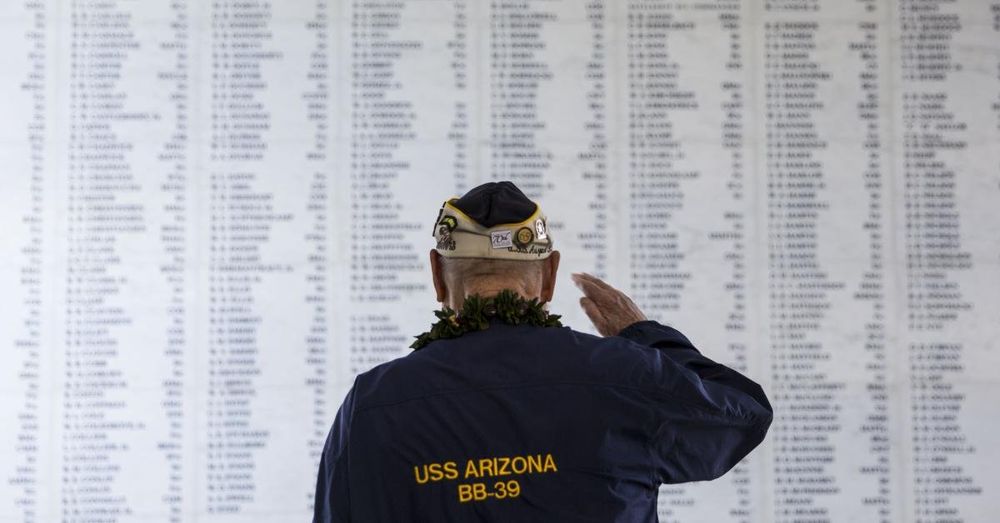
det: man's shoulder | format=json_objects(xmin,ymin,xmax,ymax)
[
  {"xmin": 351, "ymin": 324, "xmax": 600, "ymax": 384},
  {"xmin": 349, "ymin": 323, "xmax": 662, "ymax": 412}
]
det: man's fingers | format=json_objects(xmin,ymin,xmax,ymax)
[
  {"xmin": 572, "ymin": 274, "xmax": 601, "ymax": 296},
  {"xmin": 579, "ymin": 296, "xmax": 604, "ymax": 321},
  {"xmin": 573, "ymin": 272, "xmax": 613, "ymax": 292},
  {"xmin": 579, "ymin": 297, "xmax": 608, "ymax": 334},
  {"xmin": 573, "ymin": 273, "xmax": 647, "ymax": 336},
  {"xmin": 571, "ymin": 273, "xmax": 610, "ymax": 300}
]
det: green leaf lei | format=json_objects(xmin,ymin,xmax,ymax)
[{"xmin": 411, "ymin": 289, "xmax": 563, "ymax": 350}]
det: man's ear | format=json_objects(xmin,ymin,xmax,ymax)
[
  {"xmin": 429, "ymin": 250, "xmax": 448, "ymax": 304},
  {"xmin": 540, "ymin": 250, "xmax": 560, "ymax": 304}
]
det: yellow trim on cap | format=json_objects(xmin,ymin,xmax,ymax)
[{"xmin": 442, "ymin": 200, "xmax": 542, "ymax": 230}]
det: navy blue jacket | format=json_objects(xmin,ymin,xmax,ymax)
[{"xmin": 314, "ymin": 320, "xmax": 772, "ymax": 522}]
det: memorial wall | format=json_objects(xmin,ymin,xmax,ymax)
[{"xmin": 1, "ymin": 0, "xmax": 998, "ymax": 521}]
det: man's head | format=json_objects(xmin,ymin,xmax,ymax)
[{"xmin": 429, "ymin": 182, "xmax": 560, "ymax": 310}]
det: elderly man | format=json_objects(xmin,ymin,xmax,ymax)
[{"xmin": 314, "ymin": 181, "xmax": 772, "ymax": 522}]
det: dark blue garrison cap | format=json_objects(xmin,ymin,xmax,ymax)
[
  {"xmin": 451, "ymin": 181, "xmax": 537, "ymax": 227},
  {"xmin": 433, "ymin": 181, "xmax": 554, "ymax": 260}
]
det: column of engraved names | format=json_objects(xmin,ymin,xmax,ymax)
[
  {"xmin": 487, "ymin": 0, "xmax": 555, "ymax": 197},
  {"xmin": 762, "ymin": 6, "xmax": 896, "ymax": 519},
  {"xmin": 348, "ymin": 1, "xmax": 428, "ymax": 373},
  {"xmin": 897, "ymin": 0, "xmax": 980, "ymax": 520},
  {"xmin": 205, "ymin": 0, "xmax": 284, "ymax": 512},
  {"xmin": 763, "ymin": 18, "xmax": 844, "ymax": 522},
  {"xmin": 63, "ymin": 2, "xmax": 148, "ymax": 518},
  {"xmin": 301, "ymin": 0, "xmax": 332, "ymax": 508},
  {"xmin": 2, "ymin": 2, "xmax": 47, "ymax": 519},
  {"xmin": 625, "ymin": 2, "xmax": 695, "ymax": 327}
]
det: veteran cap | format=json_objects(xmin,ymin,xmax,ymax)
[{"xmin": 433, "ymin": 181, "xmax": 553, "ymax": 260}]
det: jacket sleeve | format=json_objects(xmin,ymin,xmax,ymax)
[
  {"xmin": 313, "ymin": 382, "xmax": 358, "ymax": 523},
  {"xmin": 616, "ymin": 320, "xmax": 773, "ymax": 484}
]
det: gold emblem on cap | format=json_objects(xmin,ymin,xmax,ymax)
[{"xmin": 514, "ymin": 227, "xmax": 534, "ymax": 248}]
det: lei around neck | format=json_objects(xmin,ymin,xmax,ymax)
[{"xmin": 411, "ymin": 289, "xmax": 563, "ymax": 350}]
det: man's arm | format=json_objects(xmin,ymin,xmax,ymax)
[
  {"xmin": 618, "ymin": 319, "xmax": 772, "ymax": 422},
  {"xmin": 313, "ymin": 382, "xmax": 357, "ymax": 523},
  {"xmin": 572, "ymin": 272, "xmax": 773, "ymax": 483},
  {"xmin": 617, "ymin": 319, "xmax": 772, "ymax": 482}
]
